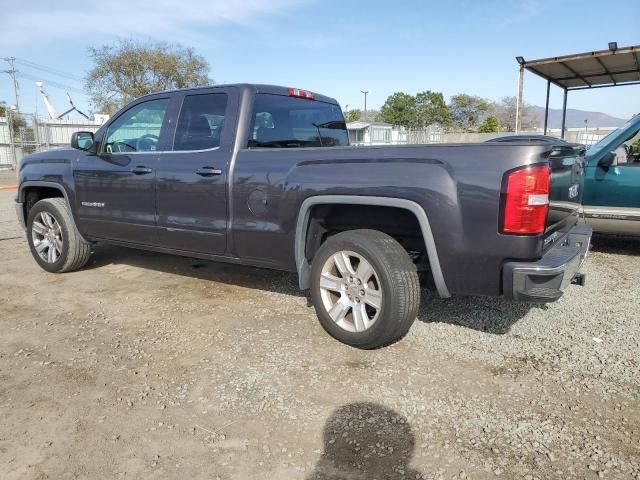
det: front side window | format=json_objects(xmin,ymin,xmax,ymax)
[
  {"xmin": 248, "ymin": 94, "xmax": 348, "ymax": 148},
  {"xmin": 103, "ymin": 98, "xmax": 169, "ymax": 153},
  {"xmin": 174, "ymin": 93, "xmax": 228, "ymax": 151}
]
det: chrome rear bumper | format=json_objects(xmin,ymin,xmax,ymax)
[{"xmin": 503, "ymin": 223, "xmax": 592, "ymax": 303}]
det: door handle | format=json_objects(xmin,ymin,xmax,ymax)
[
  {"xmin": 196, "ymin": 166, "xmax": 223, "ymax": 177},
  {"xmin": 131, "ymin": 166, "xmax": 152, "ymax": 174}
]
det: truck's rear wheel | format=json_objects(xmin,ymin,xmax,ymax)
[
  {"xmin": 27, "ymin": 198, "xmax": 91, "ymax": 273},
  {"xmin": 310, "ymin": 229, "xmax": 420, "ymax": 349}
]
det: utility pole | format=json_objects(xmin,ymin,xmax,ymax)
[
  {"xmin": 360, "ymin": 89, "xmax": 370, "ymax": 120},
  {"xmin": 515, "ymin": 64, "xmax": 524, "ymax": 133},
  {"xmin": 2, "ymin": 57, "xmax": 20, "ymax": 112}
]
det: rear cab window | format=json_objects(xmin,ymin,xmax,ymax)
[
  {"xmin": 174, "ymin": 93, "xmax": 228, "ymax": 151},
  {"xmin": 248, "ymin": 94, "xmax": 348, "ymax": 148}
]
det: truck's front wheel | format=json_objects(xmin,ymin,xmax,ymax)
[
  {"xmin": 310, "ymin": 229, "xmax": 420, "ymax": 349},
  {"xmin": 27, "ymin": 198, "xmax": 92, "ymax": 273}
]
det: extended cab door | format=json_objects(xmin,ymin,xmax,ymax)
[
  {"xmin": 154, "ymin": 87, "xmax": 238, "ymax": 254},
  {"xmin": 74, "ymin": 95, "xmax": 176, "ymax": 244}
]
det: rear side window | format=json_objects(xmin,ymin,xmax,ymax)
[
  {"xmin": 248, "ymin": 94, "xmax": 348, "ymax": 148},
  {"xmin": 174, "ymin": 93, "xmax": 227, "ymax": 151}
]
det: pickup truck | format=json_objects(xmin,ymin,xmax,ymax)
[
  {"xmin": 15, "ymin": 84, "xmax": 592, "ymax": 348},
  {"xmin": 582, "ymin": 114, "xmax": 640, "ymax": 236}
]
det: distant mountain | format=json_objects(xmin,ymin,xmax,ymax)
[{"xmin": 529, "ymin": 106, "xmax": 629, "ymax": 129}]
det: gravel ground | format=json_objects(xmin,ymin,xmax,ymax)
[{"xmin": 0, "ymin": 189, "xmax": 638, "ymax": 480}]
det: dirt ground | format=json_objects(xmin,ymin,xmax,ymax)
[{"xmin": 0, "ymin": 188, "xmax": 638, "ymax": 480}]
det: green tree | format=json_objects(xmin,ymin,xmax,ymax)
[
  {"xmin": 379, "ymin": 92, "xmax": 418, "ymax": 128},
  {"xmin": 449, "ymin": 94, "xmax": 490, "ymax": 131},
  {"xmin": 415, "ymin": 90, "xmax": 451, "ymax": 127},
  {"xmin": 478, "ymin": 115, "xmax": 499, "ymax": 133},
  {"xmin": 0, "ymin": 102, "xmax": 6, "ymax": 117},
  {"xmin": 86, "ymin": 40, "xmax": 212, "ymax": 114},
  {"xmin": 344, "ymin": 109, "xmax": 362, "ymax": 123}
]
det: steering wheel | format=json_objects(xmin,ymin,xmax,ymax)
[
  {"xmin": 136, "ymin": 134, "xmax": 159, "ymax": 152},
  {"xmin": 110, "ymin": 140, "xmax": 136, "ymax": 153}
]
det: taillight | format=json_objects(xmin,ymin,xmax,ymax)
[
  {"xmin": 288, "ymin": 87, "xmax": 315, "ymax": 100},
  {"xmin": 501, "ymin": 164, "xmax": 551, "ymax": 235}
]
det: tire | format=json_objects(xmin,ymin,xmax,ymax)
[
  {"xmin": 310, "ymin": 229, "xmax": 420, "ymax": 349},
  {"xmin": 26, "ymin": 198, "xmax": 92, "ymax": 273}
]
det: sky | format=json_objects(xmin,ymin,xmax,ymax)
[{"xmin": 1, "ymin": 0, "xmax": 639, "ymax": 120}]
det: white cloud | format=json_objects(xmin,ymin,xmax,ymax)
[{"xmin": 2, "ymin": 0, "xmax": 307, "ymax": 46}]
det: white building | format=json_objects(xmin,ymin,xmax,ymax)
[{"xmin": 347, "ymin": 121, "xmax": 393, "ymax": 145}]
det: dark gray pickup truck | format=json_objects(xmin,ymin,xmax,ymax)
[{"xmin": 15, "ymin": 84, "xmax": 591, "ymax": 348}]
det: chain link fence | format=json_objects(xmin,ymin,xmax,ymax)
[
  {"xmin": 0, "ymin": 115, "xmax": 613, "ymax": 169},
  {"xmin": 0, "ymin": 113, "xmax": 104, "ymax": 169}
]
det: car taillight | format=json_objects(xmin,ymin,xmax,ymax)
[
  {"xmin": 501, "ymin": 164, "xmax": 551, "ymax": 235},
  {"xmin": 288, "ymin": 87, "xmax": 315, "ymax": 100}
]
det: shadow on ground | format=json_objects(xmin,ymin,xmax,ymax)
[
  {"xmin": 416, "ymin": 291, "xmax": 542, "ymax": 335},
  {"xmin": 86, "ymin": 244, "xmax": 304, "ymax": 297},
  {"xmin": 87, "ymin": 244, "xmax": 540, "ymax": 335},
  {"xmin": 307, "ymin": 402, "xmax": 422, "ymax": 480},
  {"xmin": 590, "ymin": 234, "xmax": 639, "ymax": 256}
]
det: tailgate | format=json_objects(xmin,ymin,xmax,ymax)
[{"xmin": 545, "ymin": 144, "xmax": 586, "ymax": 247}]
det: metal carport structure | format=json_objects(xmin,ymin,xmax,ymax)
[{"xmin": 515, "ymin": 42, "xmax": 640, "ymax": 138}]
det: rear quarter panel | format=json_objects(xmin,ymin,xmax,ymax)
[{"xmin": 231, "ymin": 143, "xmax": 553, "ymax": 296}]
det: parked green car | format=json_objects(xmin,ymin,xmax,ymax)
[{"xmin": 583, "ymin": 114, "xmax": 640, "ymax": 236}]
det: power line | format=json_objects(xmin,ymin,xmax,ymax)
[
  {"xmin": 14, "ymin": 58, "xmax": 84, "ymax": 82},
  {"xmin": 16, "ymin": 71, "xmax": 84, "ymax": 95}
]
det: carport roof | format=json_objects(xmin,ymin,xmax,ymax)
[{"xmin": 519, "ymin": 44, "xmax": 640, "ymax": 90}]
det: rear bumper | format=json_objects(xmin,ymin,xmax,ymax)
[
  {"xmin": 503, "ymin": 223, "xmax": 592, "ymax": 303},
  {"xmin": 15, "ymin": 201, "xmax": 26, "ymax": 230}
]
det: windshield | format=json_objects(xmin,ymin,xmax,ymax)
[
  {"xmin": 248, "ymin": 94, "xmax": 349, "ymax": 148},
  {"xmin": 587, "ymin": 115, "xmax": 640, "ymax": 159}
]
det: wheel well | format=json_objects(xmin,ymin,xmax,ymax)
[
  {"xmin": 304, "ymin": 204, "xmax": 430, "ymax": 272},
  {"xmin": 22, "ymin": 186, "xmax": 65, "ymax": 220}
]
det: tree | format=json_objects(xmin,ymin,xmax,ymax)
[
  {"xmin": 86, "ymin": 40, "xmax": 212, "ymax": 114},
  {"xmin": 379, "ymin": 92, "xmax": 418, "ymax": 128},
  {"xmin": 0, "ymin": 102, "xmax": 6, "ymax": 117},
  {"xmin": 449, "ymin": 94, "xmax": 490, "ymax": 131},
  {"xmin": 361, "ymin": 108, "xmax": 381, "ymax": 123},
  {"xmin": 478, "ymin": 115, "xmax": 499, "ymax": 133},
  {"xmin": 492, "ymin": 96, "xmax": 537, "ymax": 132},
  {"xmin": 344, "ymin": 109, "xmax": 362, "ymax": 123},
  {"xmin": 415, "ymin": 90, "xmax": 451, "ymax": 127}
]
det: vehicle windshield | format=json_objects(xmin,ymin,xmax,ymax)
[
  {"xmin": 587, "ymin": 115, "xmax": 640, "ymax": 158},
  {"xmin": 248, "ymin": 94, "xmax": 349, "ymax": 148}
]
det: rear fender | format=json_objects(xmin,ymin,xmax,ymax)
[{"xmin": 295, "ymin": 195, "xmax": 450, "ymax": 298}]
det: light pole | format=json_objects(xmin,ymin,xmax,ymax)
[{"xmin": 360, "ymin": 89, "xmax": 370, "ymax": 120}]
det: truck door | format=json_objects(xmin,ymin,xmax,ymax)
[
  {"xmin": 74, "ymin": 96, "xmax": 174, "ymax": 244},
  {"xmin": 154, "ymin": 88, "xmax": 238, "ymax": 254},
  {"xmin": 583, "ymin": 118, "xmax": 640, "ymax": 235}
]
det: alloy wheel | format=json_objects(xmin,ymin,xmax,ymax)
[
  {"xmin": 319, "ymin": 250, "xmax": 382, "ymax": 333},
  {"xmin": 31, "ymin": 211, "xmax": 63, "ymax": 264}
]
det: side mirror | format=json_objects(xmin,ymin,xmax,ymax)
[
  {"xmin": 71, "ymin": 131, "xmax": 95, "ymax": 151},
  {"xmin": 598, "ymin": 151, "xmax": 615, "ymax": 169}
]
